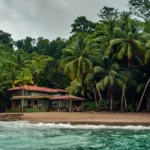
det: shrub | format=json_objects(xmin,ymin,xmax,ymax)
[{"xmin": 83, "ymin": 101, "xmax": 98, "ymax": 111}]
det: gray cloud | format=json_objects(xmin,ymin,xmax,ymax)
[{"xmin": 0, "ymin": 0, "xmax": 128, "ymax": 41}]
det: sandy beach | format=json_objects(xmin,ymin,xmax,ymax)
[{"xmin": 18, "ymin": 112, "xmax": 150, "ymax": 125}]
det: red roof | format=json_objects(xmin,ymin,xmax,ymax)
[
  {"xmin": 49, "ymin": 95, "xmax": 86, "ymax": 101},
  {"xmin": 8, "ymin": 85, "xmax": 68, "ymax": 93}
]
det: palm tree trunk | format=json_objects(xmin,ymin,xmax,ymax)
[
  {"xmin": 82, "ymin": 73, "xmax": 86, "ymax": 97},
  {"xmin": 124, "ymin": 96, "xmax": 127, "ymax": 111},
  {"xmin": 137, "ymin": 78, "xmax": 150, "ymax": 112},
  {"xmin": 93, "ymin": 89, "xmax": 98, "ymax": 107},
  {"xmin": 121, "ymin": 88, "xmax": 125, "ymax": 111},
  {"xmin": 21, "ymin": 83, "xmax": 24, "ymax": 112},
  {"xmin": 110, "ymin": 88, "xmax": 114, "ymax": 111},
  {"xmin": 95, "ymin": 81, "xmax": 103, "ymax": 103},
  {"xmin": 107, "ymin": 88, "xmax": 110, "ymax": 103}
]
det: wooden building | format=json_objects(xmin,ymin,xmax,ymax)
[{"xmin": 8, "ymin": 85, "xmax": 86, "ymax": 112}]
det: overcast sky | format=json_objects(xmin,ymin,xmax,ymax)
[{"xmin": 0, "ymin": 0, "xmax": 129, "ymax": 41}]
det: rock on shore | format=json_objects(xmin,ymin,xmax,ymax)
[{"xmin": 0, "ymin": 113, "xmax": 24, "ymax": 121}]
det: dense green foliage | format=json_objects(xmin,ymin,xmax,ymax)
[
  {"xmin": 0, "ymin": 0, "xmax": 150, "ymax": 112},
  {"xmin": 71, "ymin": 16, "xmax": 97, "ymax": 34}
]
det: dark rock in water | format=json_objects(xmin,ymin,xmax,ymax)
[{"xmin": 0, "ymin": 113, "xmax": 24, "ymax": 121}]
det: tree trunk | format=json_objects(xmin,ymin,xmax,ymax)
[
  {"xmin": 82, "ymin": 73, "xmax": 86, "ymax": 97},
  {"xmin": 137, "ymin": 78, "xmax": 150, "ymax": 112},
  {"xmin": 21, "ymin": 83, "xmax": 24, "ymax": 112},
  {"xmin": 95, "ymin": 81, "xmax": 103, "ymax": 103},
  {"xmin": 93, "ymin": 89, "xmax": 98, "ymax": 107},
  {"xmin": 124, "ymin": 96, "xmax": 127, "ymax": 111},
  {"xmin": 110, "ymin": 88, "xmax": 114, "ymax": 111},
  {"xmin": 107, "ymin": 88, "xmax": 110, "ymax": 103},
  {"xmin": 121, "ymin": 88, "xmax": 125, "ymax": 112}
]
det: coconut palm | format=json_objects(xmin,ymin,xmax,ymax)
[
  {"xmin": 137, "ymin": 74, "xmax": 150, "ymax": 112},
  {"xmin": 29, "ymin": 61, "xmax": 44, "ymax": 86},
  {"xmin": 92, "ymin": 19, "xmax": 117, "ymax": 56},
  {"xmin": 92, "ymin": 56, "xmax": 126, "ymax": 111},
  {"xmin": 14, "ymin": 70, "xmax": 34, "ymax": 112},
  {"xmin": 5, "ymin": 50, "xmax": 31, "ymax": 72},
  {"xmin": 0, "ymin": 73, "xmax": 9, "ymax": 97},
  {"xmin": 85, "ymin": 72, "xmax": 103, "ymax": 108},
  {"xmin": 4, "ymin": 50, "xmax": 31, "ymax": 87},
  {"xmin": 61, "ymin": 34, "xmax": 96, "ymax": 96},
  {"xmin": 136, "ymin": 41, "xmax": 150, "ymax": 111},
  {"xmin": 66, "ymin": 79, "xmax": 84, "ymax": 97},
  {"xmin": 109, "ymin": 26, "xmax": 143, "ymax": 67},
  {"xmin": 117, "ymin": 11, "xmax": 132, "ymax": 32}
]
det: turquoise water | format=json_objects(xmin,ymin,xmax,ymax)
[{"xmin": 0, "ymin": 122, "xmax": 150, "ymax": 150}]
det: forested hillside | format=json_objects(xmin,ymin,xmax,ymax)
[{"xmin": 0, "ymin": 0, "xmax": 150, "ymax": 112}]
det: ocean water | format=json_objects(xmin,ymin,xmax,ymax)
[{"xmin": 0, "ymin": 122, "xmax": 150, "ymax": 150}]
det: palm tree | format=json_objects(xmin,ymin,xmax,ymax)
[
  {"xmin": 92, "ymin": 19, "xmax": 117, "ymax": 56},
  {"xmin": 14, "ymin": 71, "xmax": 34, "ymax": 112},
  {"xmin": 5, "ymin": 50, "xmax": 31, "ymax": 72},
  {"xmin": 61, "ymin": 34, "xmax": 95, "ymax": 96},
  {"xmin": 66, "ymin": 79, "xmax": 84, "ymax": 97},
  {"xmin": 136, "ymin": 40, "xmax": 150, "ymax": 111},
  {"xmin": 109, "ymin": 26, "xmax": 143, "ymax": 68},
  {"xmin": 137, "ymin": 76, "xmax": 150, "ymax": 112},
  {"xmin": 29, "ymin": 60, "xmax": 44, "ymax": 86},
  {"xmin": 92, "ymin": 56, "xmax": 126, "ymax": 111},
  {"xmin": 4, "ymin": 50, "xmax": 31, "ymax": 87},
  {"xmin": 117, "ymin": 11, "xmax": 132, "ymax": 32},
  {"xmin": 0, "ymin": 73, "xmax": 9, "ymax": 98}
]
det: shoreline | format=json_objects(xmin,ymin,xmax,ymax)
[
  {"xmin": 29, "ymin": 121, "xmax": 150, "ymax": 126},
  {"xmin": 18, "ymin": 112, "xmax": 150, "ymax": 126},
  {"xmin": 1, "ymin": 112, "xmax": 150, "ymax": 126}
]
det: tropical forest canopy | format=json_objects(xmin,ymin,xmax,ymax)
[{"xmin": 0, "ymin": 0, "xmax": 150, "ymax": 112}]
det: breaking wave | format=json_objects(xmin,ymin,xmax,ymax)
[{"xmin": 0, "ymin": 121, "xmax": 150, "ymax": 130}]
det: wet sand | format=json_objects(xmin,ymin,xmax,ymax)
[{"xmin": 20, "ymin": 112, "xmax": 150, "ymax": 125}]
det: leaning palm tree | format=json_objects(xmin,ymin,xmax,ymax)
[
  {"xmin": 137, "ymin": 73, "xmax": 150, "ymax": 112},
  {"xmin": 61, "ymin": 34, "xmax": 95, "ymax": 96},
  {"xmin": 136, "ymin": 40, "xmax": 150, "ymax": 111}
]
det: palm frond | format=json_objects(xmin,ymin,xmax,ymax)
[
  {"xmin": 137, "ymin": 83, "xmax": 145, "ymax": 93},
  {"xmin": 144, "ymin": 49, "xmax": 150, "ymax": 64},
  {"xmin": 109, "ymin": 38, "xmax": 125, "ymax": 48},
  {"xmin": 117, "ymin": 44, "xmax": 127, "ymax": 59},
  {"xmin": 93, "ymin": 66, "xmax": 105, "ymax": 73},
  {"xmin": 113, "ymin": 27, "xmax": 127, "ymax": 38}
]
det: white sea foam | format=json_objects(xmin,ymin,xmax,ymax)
[{"xmin": 0, "ymin": 121, "xmax": 150, "ymax": 130}]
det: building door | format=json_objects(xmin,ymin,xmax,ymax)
[{"xmin": 27, "ymin": 100, "xmax": 31, "ymax": 108}]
